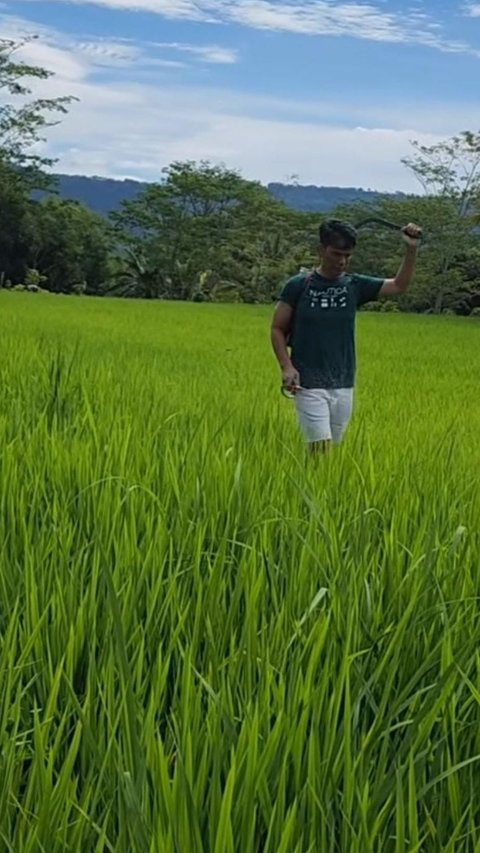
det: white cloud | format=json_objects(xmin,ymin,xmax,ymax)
[
  {"xmin": 15, "ymin": 37, "xmax": 89, "ymax": 81},
  {"xmin": 15, "ymin": 0, "xmax": 480, "ymax": 57},
  {"xmin": 79, "ymin": 39, "xmax": 188, "ymax": 67},
  {"xmin": 19, "ymin": 0, "xmax": 218, "ymax": 19},
  {"xmin": 43, "ymin": 82, "xmax": 441, "ymax": 192},
  {"xmin": 2, "ymin": 12, "xmax": 478, "ymax": 192},
  {"xmin": 0, "ymin": 14, "xmax": 218, "ymax": 72},
  {"xmin": 152, "ymin": 41, "xmax": 238, "ymax": 64},
  {"xmin": 1, "ymin": 17, "xmax": 136, "ymax": 75},
  {"xmin": 76, "ymin": 40, "xmax": 143, "ymax": 65},
  {"xmin": 223, "ymin": 1, "xmax": 479, "ymax": 55},
  {"xmin": 464, "ymin": 2, "xmax": 480, "ymax": 15},
  {"xmin": 22, "ymin": 69, "xmax": 473, "ymax": 191},
  {"xmin": 225, "ymin": 0, "xmax": 404, "ymax": 40}
]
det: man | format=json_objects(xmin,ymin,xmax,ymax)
[{"xmin": 271, "ymin": 219, "xmax": 422, "ymax": 454}]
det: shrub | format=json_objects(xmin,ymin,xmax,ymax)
[
  {"xmin": 380, "ymin": 300, "xmax": 400, "ymax": 313},
  {"xmin": 361, "ymin": 301, "xmax": 383, "ymax": 312}
]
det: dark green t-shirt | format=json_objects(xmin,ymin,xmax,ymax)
[{"xmin": 279, "ymin": 270, "xmax": 384, "ymax": 389}]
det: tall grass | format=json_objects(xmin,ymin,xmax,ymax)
[{"xmin": 1, "ymin": 292, "xmax": 480, "ymax": 851}]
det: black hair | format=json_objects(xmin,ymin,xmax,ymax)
[{"xmin": 319, "ymin": 219, "xmax": 357, "ymax": 250}]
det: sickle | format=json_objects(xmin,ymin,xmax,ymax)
[{"xmin": 354, "ymin": 217, "xmax": 423, "ymax": 239}]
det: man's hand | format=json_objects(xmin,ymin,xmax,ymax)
[
  {"xmin": 402, "ymin": 222, "xmax": 422, "ymax": 248},
  {"xmin": 380, "ymin": 223, "xmax": 421, "ymax": 296},
  {"xmin": 282, "ymin": 366, "xmax": 301, "ymax": 394}
]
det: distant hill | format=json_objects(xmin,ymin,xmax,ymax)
[
  {"xmin": 267, "ymin": 182, "xmax": 405, "ymax": 212},
  {"xmin": 34, "ymin": 175, "xmax": 150, "ymax": 217},
  {"xmin": 35, "ymin": 173, "xmax": 405, "ymax": 217}
]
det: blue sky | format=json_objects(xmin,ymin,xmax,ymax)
[{"xmin": 2, "ymin": 0, "xmax": 480, "ymax": 190}]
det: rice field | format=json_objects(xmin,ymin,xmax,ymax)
[{"xmin": 1, "ymin": 291, "xmax": 480, "ymax": 852}]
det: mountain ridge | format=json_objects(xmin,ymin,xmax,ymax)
[{"xmin": 37, "ymin": 173, "xmax": 407, "ymax": 216}]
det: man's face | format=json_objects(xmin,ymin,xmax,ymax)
[{"xmin": 320, "ymin": 243, "xmax": 354, "ymax": 277}]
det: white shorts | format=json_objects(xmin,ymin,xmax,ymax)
[{"xmin": 295, "ymin": 388, "xmax": 354, "ymax": 444}]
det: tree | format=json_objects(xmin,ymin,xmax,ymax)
[
  {"xmin": 0, "ymin": 159, "xmax": 37, "ymax": 283},
  {"xmin": 0, "ymin": 37, "xmax": 75, "ymax": 183},
  {"xmin": 107, "ymin": 247, "xmax": 169, "ymax": 299},
  {"xmin": 112, "ymin": 160, "xmax": 315, "ymax": 302},
  {"xmin": 29, "ymin": 197, "xmax": 112, "ymax": 294},
  {"xmin": 400, "ymin": 132, "xmax": 480, "ymax": 313},
  {"xmin": 0, "ymin": 37, "xmax": 108, "ymax": 292},
  {"xmin": 402, "ymin": 132, "xmax": 480, "ymax": 213}
]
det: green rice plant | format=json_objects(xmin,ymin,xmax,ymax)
[{"xmin": 0, "ymin": 292, "xmax": 480, "ymax": 851}]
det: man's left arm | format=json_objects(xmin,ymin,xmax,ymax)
[{"xmin": 379, "ymin": 223, "xmax": 422, "ymax": 297}]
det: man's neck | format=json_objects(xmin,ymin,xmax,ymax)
[{"xmin": 316, "ymin": 266, "xmax": 343, "ymax": 281}]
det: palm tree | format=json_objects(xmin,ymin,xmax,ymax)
[{"xmin": 107, "ymin": 248, "xmax": 166, "ymax": 299}]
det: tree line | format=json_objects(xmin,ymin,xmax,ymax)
[{"xmin": 1, "ymin": 36, "xmax": 479, "ymax": 315}]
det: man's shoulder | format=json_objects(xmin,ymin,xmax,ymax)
[
  {"xmin": 290, "ymin": 270, "xmax": 314, "ymax": 286},
  {"xmin": 345, "ymin": 273, "xmax": 362, "ymax": 285},
  {"xmin": 348, "ymin": 272, "xmax": 384, "ymax": 284},
  {"xmin": 278, "ymin": 270, "xmax": 313, "ymax": 303}
]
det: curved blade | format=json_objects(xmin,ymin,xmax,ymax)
[
  {"xmin": 354, "ymin": 217, "xmax": 423, "ymax": 241},
  {"xmin": 354, "ymin": 217, "xmax": 403, "ymax": 232}
]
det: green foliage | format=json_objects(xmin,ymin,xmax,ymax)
[
  {"xmin": 110, "ymin": 143, "xmax": 480, "ymax": 311},
  {"xmin": 0, "ymin": 36, "xmax": 106, "ymax": 293},
  {"xmin": 0, "ymin": 159, "xmax": 36, "ymax": 282},
  {"xmin": 107, "ymin": 246, "xmax": 168, "ymax": 299},
  {"xmin": 360, "ymin": 300, "xmax": 383, "ymax": 312},
  {"xmin": 380, "ymin": 299, "xmax": 400, "ymax": 312},
  {"xmin": 112, "ymin": 160, "xmax": 317, "ymax": 302},
  {"xmin": 24, "ymin": 267, "xmax": 47, "ymax": 289},
  {"xmin": 360, "ymin": 300, "xmax": 399, "ymax": 313},
  {"xmin": 29, "ymin": 196, "xmax": 112, "ymax": 294},
  {"xmin": 399, "ymin": 132, "xmax": 480, "ymax": 313},
  {"xmin": 334, "ymin": 187, "xmax": 480, "ymax": 314},
  {"xmin": 0, "ymin": 176, "xmax": 112, "ymax": 292},
  {"xmin": 401, "ymin": 131, "xmax": 480, "ymax": 205},
  {"xmin": 0, "ymin": 37, "xmax": 75, "ymax": 178}
]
